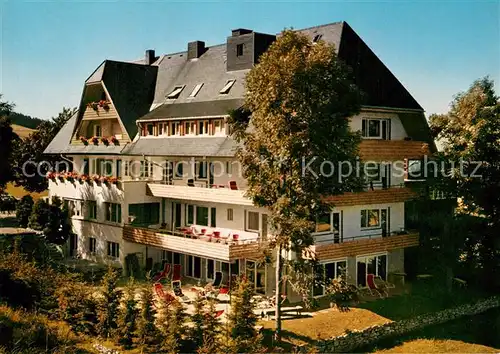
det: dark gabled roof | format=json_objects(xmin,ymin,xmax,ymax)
[
  {"xmin": 75, "ymin": 60, "xmax": 158, "ymax": 139},
  {"xmin": 44, "ymin": 111, "xmax": 79, "ymax": 154},
  {"xmin": 139, "ymin": 99, "xmax": 243, "ymax": 121},
  {"xmin": 121, "ymin": 136, "xmax": 237, "ymax": 157},
  {"xmin": 151, "ymin": 45, "xmax": 248, "ymax": 107}
]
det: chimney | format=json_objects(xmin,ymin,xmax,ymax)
[
  {"xmin": 145, "ymin": 49, "xmax": 155, "ymax": 65},
  {"xmin": 231, "ymin": 28, "xmax": 253, "ymax": 37},
  {"xmin": 188, "ymin": 41, "xmax": 206, "ymax": 60}
]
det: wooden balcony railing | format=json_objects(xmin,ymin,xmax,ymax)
[
  {"xmin": 311, "ymin": 232, "xmax": 419, "ymax": 260},
  {"xmin": 359, "ymin": 140, "xmax": 430, "ymax": 161}
]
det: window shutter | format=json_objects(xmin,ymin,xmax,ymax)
[
  {"xmin": 403, "ymin": 158, "xmax": 408, "ymax": 180},
  {"xmin": 362, "ymin": 119, "xmax": 366, "ymax": 137}
]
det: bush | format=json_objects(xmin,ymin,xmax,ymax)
[
  {"xmin": 0, "ymin": 251, "xmax": 70, "ymax": 311},
  {"xmin": 325, "ymin": 277, "xmax": 359, "ymax": 311},
  {"xmin": 15, "ymin": 195, "xmax": 34, "ymax": 228},
  {"xmin": 56, "ymin": 281, "xmax": 98, "ymax": 335},
  {"xmin": 0, "ymin": 305, "xmax": 78, "ymax": 352}
]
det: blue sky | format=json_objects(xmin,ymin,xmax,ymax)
[{"xmin": 1, "ymin": 0, "xmax": 498, "ymax": 120}]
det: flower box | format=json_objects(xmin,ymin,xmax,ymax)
[
  {"xmin": 80, "ymin": 136, "xmax": 89, "ymax": 145},
  {"xmin": 110, "ymin": 136, "xmax": 119, "ymax": 146},
  {"xmin": 109, "ymin": 177, "xmax": 118, "ymax": 185},
  {"xmin": 91, "ymin": 136, "xmax": 99, "ymax": 145},
  {"xmin": 91, "ymin": 175, "xmax": 101, "ymax": 183},
  {"xmin": 46, "ymin": 172, "xmax": 57, "ymax": 180},
  {"xmin": 101, "ymin": 137, "xmax": 109, "ymax": 146},
  {"xmin": 98, "ymin": 100, "xmax": 110, "ymax": 111}
]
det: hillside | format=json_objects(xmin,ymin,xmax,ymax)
[
  {"xmin": 12, "ymin": 124, "xmax": 35, "ymax": 139},
  {"xmin": 8, "ymin": 112, "xmax": 44, "ymax": 129}
]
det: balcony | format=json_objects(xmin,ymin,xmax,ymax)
[
  {"xmin": 146, "ymin": 182, "xmax": 252, "ymax": 206},
  {"xmin": 359, "ymin": 140, "xmax": 430, "ymax": 161},
  {"xmin": 123, "ymin": 225, "xmax": 264, "ymax": 261},
  {"xmin": 310, "ymin": 231, "xmax": 419, "ymax": 260},
  {"xmin": 322, "ymin": 186, "xmax": 417, "ymax": 207}
]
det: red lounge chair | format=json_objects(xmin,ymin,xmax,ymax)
[
  {"xmin": 152, "ymin": 263, "xmax": 171, "ymax": 283},
  {"xmin": 228, "ymin": 181, "xmax": 238, "ymax": 190},
  {"xmin": 154, "ymin": 283, "xmax": 176, "ymax": 303},
  {"xmin": 215, "ymin": 310, "xmax": 224, "ymax": 318},
  {"xmin": 367, "ymin": 274, "xmax": 387, "ymax": 297},
  {"xmin": 219, "ymin": 287, "xmax": 230, "ymax": 295},
  {"xmin": 172, "ymin": 264, "xmax": 182, "ymax": 282}
]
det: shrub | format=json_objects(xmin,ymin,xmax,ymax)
[
  {"xmin": 15, "ymin": 195, "xmax": 34, "ymax": 227},
  {"xmin": 0, "ymin": 305, "xmax": 77, "ymax": 352},
  {"xmin": 136, "ymin": 282, "xmax": 158, "ymax": 346},
  {"xmin": 325, "ymin": 276, "xmax": 359, "ymax": 311}
]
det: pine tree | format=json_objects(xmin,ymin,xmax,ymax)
[
  {"xmin": 137, "ymin": 283, "xmax": 158, "ymax": 346},
  {"xmin": 197, "ymin": 299, "xmax": 221, "ymax": 354},
  {"xmin": 97, "ymin": 266, "xmax": 121, "ymax": 338},
  {"xmin": 226, "ymin": 276, "xmax": 263, "ymax": 353},
  {"xmin": 117, "ymin": 279, "xmax": 138, "ymax": 348},
  {"xmin": 189, "ymin": 293, "xmax": 206, "ymax": 350}
]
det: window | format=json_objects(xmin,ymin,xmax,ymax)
[
  {"xmin": 158, "ymin": 123, "xmax": 168, "ymax": 136},
  {"xmin": 407, "ymin": 159, "xmax": 423, "ymax": 180},
  {"xmin": 171, "ymin": 122, "xmax": 181, "ymax": 135},
  {"xmin": 140, "ymin": 161, "xmax": 153, "ymax": 178},
  {"xmin": 313, "ymin": 260, "xmax": 347, "ymax": 296},
  {"xmin": 312, "ymin": 34, "xmax": 323, "ymax": 42},
  {"xmin": 167, "ymin": 85, "xmax": 184, "ymax": 99},
  {"xmin": 88, "ymin": 201, "xmax": 97, "ymax": 220},
  {"xmin": 198, "ymin": 120, "xmax": 209, "ymax": 135},
  {"xmin": 189, "ymin": 83, "xmax": 203, "ymax": 97},
  {"xmin": 102, "ymin": 159, "xmax": 113, "ymax": 177},
  {"xmin": 236, "ymin": 43, "xmax": 244, "ymax": 57},
  {"xmin": 226, "ymin": 161, "xmax": 233, "ymax": 175},
  {"xmin": 146, "ymin": 124, "xmax": 154, "ymax": 136},
  {"xmin": 361, "ymin": 209, "xmax": 380, "ymax": 228},
  {"xmin": 185, "ymin": 121, "xmax": 196, "ymax": 135},
  {"xmin": 105, "ymin": 203, "xmax": 122, "ymax": 223},
  {"xmin": 83, "ymin": 158, "xmax": 89, "ymax": 175},
  {"xmin": 197, "ymin": 161, "xmax": 207, "ymax": 179},
  {"xmin": 364, "ymin": 163, "xmax": 382, "ymax": 184},
  {"xmin": 128, "ymin": 203, "xmax": 160, "ymax": 226},
  {"xmin": 186, "ymin": 205, "xmax": 194, "ymax": 225},
  {"xmin": 186, "ymin": 255, "xmax": 202, "ymax": 279},
  {"xmin": 227, "ymin": 208, "xmax": 234, "ymax": 221},
  {"xmin": 89, "ymin": 237, "xmax": 96, "ymax": 254},
  {"xmin": 93, "ymin": 124, "xmax": 101, "ymax": 137},
  {"xmin": 246, "ymin": 211, "xmax": 259, "ymax": 231},
  {"xmin": 206, "ymin": 259, "xmax": 215, "ymax": 280},
  {"xmin": 107, "ymin": 241, "xmax": 119, "ymax": 258},
  {"xmin": 213, "ymin": 119, "xmax": 224, "ymax": 135},
  {"xmin": 196, "ymin": 206, "xmax": 209, "ymax": 226},
  {"xmin": 219, "ymin": 80, "xmax": 235, "ymax": 94},
  {"xmin": 173, "ymin": 161, "xmax": 184, "ymax": 179},
  {"xmin": 362, "ymin": 118, "xmax": 390, "ymax": 139},
  {"xmin": 211, "ymin": 207, "xmax": 216, "ymax": 227},
  {"xmin": 315, "ymin": 213, "xmax": 332, "ymax": 232},
  {"xmin": 357, "ymin": 254, "xmax": 387, "ymax": 287}
]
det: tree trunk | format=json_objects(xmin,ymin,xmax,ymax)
[{"xmin": 274, "ymin": 245, "xmax": 282, "ymax": 342}]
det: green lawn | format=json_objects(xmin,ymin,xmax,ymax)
[{"xmin": 357, "ymin": 278, "xmax": 486, "ymax": 321}]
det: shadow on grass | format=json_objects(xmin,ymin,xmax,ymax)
[
  {"xmin": 0, "ymin": 216, "xmax": 19, "ymax": 228},
  {"xmin": 356, "ymin": 278, "xmax": 487, "ymax": 321},
  {"xmin": 359, "ymin": 307, "xmax": 500, "ymax": 352}
]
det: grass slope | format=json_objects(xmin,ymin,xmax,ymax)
[{"xmin": 376, "ymin": 339, "xmax": 498, "ymax": 353}]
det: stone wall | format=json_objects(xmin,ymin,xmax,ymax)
[{"xmin": 299, "ymin": 297, "xmax": 500, "ymax": 353}]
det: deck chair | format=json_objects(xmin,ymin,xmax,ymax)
[
  {"xmin": 172, "ymin": 280, "xmax": 192, "ymax": 303},
  {"xmin": 152, "ymin": 263, "xmax": 171, "ymax": 283},
  {"xmin": 172, "ymin": 264, "xmax": 182, "ymax": 282},
  {"xmin": 154, "ymin": 283, "xmax": 176, "ymax": 304},
  {"xmin": 375, "ymin": 275, "xmax": 395, "ymax": 289},
  {"xmin": 367, "ymin": 274, "xmax": 387, "ymax": 297}
]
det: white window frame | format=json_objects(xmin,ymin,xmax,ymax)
[
  {"xmin": 88, "ymin": 200, "xmax": 97, "ymax": 220},
  {"xmin": 173, "ymin": 161, "xmax": 184, "ymax": 179},
  {"xmin": 107, "ymin": 241, "xmax": 119, "ymax": 258},
  {"xmin": 185, "ymin": 255, "xmax": 202, "ymax": 279},
  {"xmin": 356, "ymin": 253, "xmax": 388, "ymax": 287},
  {"xmin": 89, "ymin": 237, "xmax": 97, "ymax": 254},
  {"xmin": 219, "ymin": 80, "xmax": 235, "ymax": 94},
  {"xmin": 364, "ymin": 163, "xmax": 383, "ymax": 184},
  {"xmin": 167, "ymin": 85, "xmax": 184, "ymax": 99},
  {"xmin": 213, "ymin": 119, "xmax": 224, "ymax": 135},
  {"xmin": 361, "ymin": 209, "xmax": 381, "ymax": 229},
  {"xmin": 158, "ymin": 122, "xmax": 169, "ymax": 136},
  {"xmin": 246, "ymin": 211, "xmax": 260, "ymax": 232},
  {"xmin": 198, "ymin": 120, "xmax": 209, "ymax": 135},
  {"xmin": 93, "ymin": 124, "xmax": 101, "ymax": 137},
  {"xmin": 227, "ymin": 208, "xmax": 234, "ymax": 221},
  {"xmin": 171, "ymin": 121, "xmax": 181, "ymax": 136},
  {"xmin": 189, "ymin": 83, "xmax": 204, "ymax": 98},
  {"xmin": 185, "ymin": 121, "xmax": 196, "ymax": 135},
  {"xmin": 313, "ymin": 259, "xmax": 347, "ymax": 297},
  {"xmin": 226, "ymin": 161, "xmax": 233, "ymax": 175}
]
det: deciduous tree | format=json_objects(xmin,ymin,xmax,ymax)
[
  {"xmin": 15, "ymin": 195, "xmax": 34, "ymax": 227},
  {"xmin": 228, "ymin": 30, "xmax": 363, "ymax": 339},
  {"xmin": 12, "ymin": 107, "xmax": 76, "ymax": 193}
]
